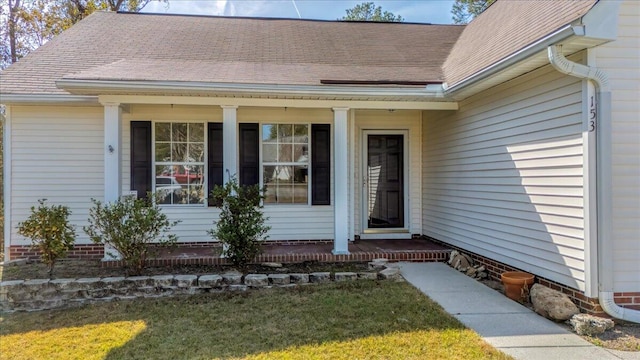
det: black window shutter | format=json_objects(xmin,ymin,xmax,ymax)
[
  {"xmin": 311, "ymin": 124, "xmax": 331, "ymax": 205},
  {"xmin": 239, "ymin": 123, "xmax": 259, "ymax": 186},
  {"xmin": 130, "ymin": 121, "xmax": 152, "ymax": 199},
  {"xmin": 208, "ymin": 123, "xmax": 223, "ymax": 206}
]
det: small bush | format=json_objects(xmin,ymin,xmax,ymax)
[
  {"xmin": 17, "ymin": 199, "xmax": 76, "ymax": 276},
  {"xmin": 208, "ymin": 177, "xmax": 270, "ymax": 269},
  {"xmin": 84, "ymin": 194, "xmax": 179, "ymax": 275}
]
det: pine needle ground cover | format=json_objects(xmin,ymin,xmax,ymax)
[{"xmin": 0, "ymin": 281, "xmax": 511, "ymax": 360}]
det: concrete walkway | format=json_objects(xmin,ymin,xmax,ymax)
[{"xmin": 399, "ymin": 262, "xmax": 638, "ymax": 360}]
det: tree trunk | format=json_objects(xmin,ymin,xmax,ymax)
[{"xmin": 8, "ymin": 0, "xmax": 21, "ymax": 64}]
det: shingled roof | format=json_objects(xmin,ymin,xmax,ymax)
[
  {"xmin": 443, "ymin": 0, "xmax": 597, "ymax": 87},
  {"xmin": 0, "ymin": 12, "xmax": 464, "ymax": 95}
]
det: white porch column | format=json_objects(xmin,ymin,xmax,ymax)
[
  {"xmin": 221, "ymin": 105, "xmax": 238, "ymax": 182},
  {"xmin": 103, "ymin": 102, "xmax": 122, "ymax": 260},
  {"xmin": 333, "ymin": 107, "xmax": 350, "ymax": 255},
  {"xmin": 104, "ymin": 103, "xmax": 122, "ymax": 201}
]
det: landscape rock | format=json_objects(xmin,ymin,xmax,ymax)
[
  {"xmin": 530, "ymin": 284, "xmax": 579, "ymax": 321},
  {"xmin": 309, "ymin": 272, "xmax": 331, "ymax": 283},
  {"xmin": 568, "ymin": 314, "xmax": 615, "ymax": 336},
  {"xmin": 368, "ymin": 258, "xmax": 388, "ymax": 270},
  {"xmin": 261, "ymin": 262, "xmax": 283, "ymax": 268},
  {"xmin": 448, "ymin": 250, "xmax": 473, "ymax": 272},
  {"xmin": 268, "ymin": 274, "xmax": 290, "ymax": 285},
  {"xmin": 151, "ymin": 275, "xmax": 174, "ymax": 287},
  {"xmin": 244, "ymin": 274, "xmax": 269, "ymax": 287},
  {"xmin": 221, "ymin": 272, "xmax": 243, "ymax": 285},
  {"xmin": 357, "ymin": 272, "xmax": 378, "ymax": 280},
  {"xmin": 174, "ymin": 275, "xmax": 198, "ymax": 288},
  {"xmin": 289, "ymin": 273, "xmax": 309, "ymax": 284},
  {"xmin": 378, "ymin": 267, "xmax": 401, "ymax": 280},
  {"xmin": 198, "ymin": 275, "xmax": 223, "ymax": 288},
  {"xmin": 334, "ymin": 272, "xmax": 357, "ymax": 282}
]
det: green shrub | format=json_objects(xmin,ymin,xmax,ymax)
[
  {"xmin": 84, "ymin": 194, "xmax": 179, "ymax": 275},
  {"xmin": 17, "ymin": 199, "xmax": 76, "ymax": 276},
  {"xmin": 208, "ymin": 177, "xmax": 270, "ymax": 269}
]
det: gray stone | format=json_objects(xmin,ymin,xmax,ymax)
[
  {"xmin": 228, "ymin": 285, "xmax": 248, "ymax": 292},
  {"xmin": 309, "ymin": 272, "xmax": 331, "ymax": 283},
  {"xmin": 74, "ymin": 278, "xmax": 104, "ymax": 290},
  {"xmin": 87, "ymin": 289, "xmax": 111, "ymax": 298},
  {"xmin": 152, "ymin": 275, "xmax": 174, "ymax": 287},
  {"xmin": 569, "ymin": 314, "xmax": 615, "ymax": 336},
  {"xmin": 174, "ymin": 275, "xmax": 198, "ymax": 288},
  {"xmin": 530, "ymin": 284, "xmax": 579, "ymax": 321},
  {"xmin": 1, "ymin": 279, "xmax": 25, "ymax": 287},
  {"xmin": 261, "ymin": 262, "xmax": 283, "ymax": 268},
  {"xmin": 378, "ymin": 267, "xmax": 401, "ymax": 280},
  {"xmin": 132, "ymin": 286, "xmax": 158, "ymax": 296},
  {"xmin": 124, "ymin": 276, "xmax": 153, "ymax": 287},
  {"xmin": 368, "ymin": 258, "xmax": 389, "ymax": 270},
  {"xmin": 268, "ymin": 274, "xmax": 290, "ymax": 285},
  {"xmin": 222, "ymin": 272, "xmax": 243, "ymax": 285},
  {"xmin": 24, "ymin": 279, "xmax": 50, "ymax": 287},
  {"xmin": 357, "ymin": 272, "xmax": 378, "ymax": 280},
  {"xmin": 289, "ymin": 273, "xmax": 309, "ymax": 284},
  {"xmin": 198, "ymin": 275, "xmax": 223, "ymax": 288},
  {"xmin": 50, "ymin": 278, "xmax": 77, "ymax": 290},
  {"xmin": 244, "ymin": 274, "xmax": 269, "ymax": 287},
  {"xmin": 101, "ymin": 277, "xmax": 126, "ymax": 288},
  {"xmin": 334, "ymin": 272, "xmax": 357, "ymax": 282}
]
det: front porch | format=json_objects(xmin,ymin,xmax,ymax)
[{"xmin": 102, "ymin": 238, "xmax": 451, "ymax": 267}]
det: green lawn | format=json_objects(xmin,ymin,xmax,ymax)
[{"xmin": 0, "ymin": 281, "xmax": 511, "ymax": 360}]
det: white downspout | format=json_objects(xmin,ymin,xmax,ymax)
[{"xmin": 548, "ymin": 45, "xmax": 640, "ymax": 323}]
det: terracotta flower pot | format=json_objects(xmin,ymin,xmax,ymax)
[{"xmin": 501, "ymin": 271, "xmax": 535, "ymax": 302}]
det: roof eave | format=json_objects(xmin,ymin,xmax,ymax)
[
  {"xmin": 56, "ymin": 79, "xmax": 448, "ymax": 101},
  {"xmin": 0, "ymin": 94, "xmax": 99, "ymax": 105}
]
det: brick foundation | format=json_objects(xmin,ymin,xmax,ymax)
[
  {"xmin": 425, "ymin": 236, "xmax": 639, "ymax": 316},
  {"xmin": 9, "ymin": 244, "xmax": 104, "ymax": 260}
]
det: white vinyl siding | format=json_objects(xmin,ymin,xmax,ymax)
[
  {"xmin": 423, "ymin": 63, "xmax": 586, "ymax": 290},
  {"xmin": 354, "ymin": 110, "xmax": 423, "ymax": 236},
  {"xmin": 10, "ymin": 106, "xmax": 104, "ymax": 245},
  {"xmin": 122, "ymin": 105, "xmax": 335, "ymax": 242},
  {"xmin": 595, "ymin": 0, "xmax": 640, "ymax": 292}
]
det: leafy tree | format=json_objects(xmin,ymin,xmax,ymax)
[
  {"xmin": 1, "ymin": 0, "xmax": 166, "ymax": 69},
  {"xmin": 17, "ymin": 200, "xmax": 76, "ymax": 276},
  {"xmin": 340, "ymin": 2, "xmax": 403, "ymax": 22},
  {"xmin": 451, "ymin": 0, "xmax": 495, "ymax": 24}
]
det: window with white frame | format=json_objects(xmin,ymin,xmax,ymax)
[
  {"xmin": 154, "ymin": 122, "xmax": 205, "ymax": 205},
  {"xmin": 262, "ymin": 124, "xmax": 309, "ymax": 204}
]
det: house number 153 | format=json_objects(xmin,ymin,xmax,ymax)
[{"xmin": 589, "ymin": 95, "xmax": 597, "ymax": 132}]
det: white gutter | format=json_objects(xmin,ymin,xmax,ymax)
[
  {"xmin": 444, "ymin": 24, "xmax": 582, "ymax": 94},
  {"xmin": 548, "ymin": 45, "xmax": 640, "ymax": 323},
  {"xmin": 56, "ymin": 79, "xmax": 445, "ymax": 99},
  {"xmin": 0, "ymin": 94, "xmax": 98, "ymax": 105}
]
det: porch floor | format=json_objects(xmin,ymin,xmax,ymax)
[{"xmin": 117, "ymin": 239, "xmax": 451, "ymax": 267}]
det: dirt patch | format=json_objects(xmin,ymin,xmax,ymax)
[{"xmin": 0, "ymin": 259, "xmax": 370, "ymax": 281}]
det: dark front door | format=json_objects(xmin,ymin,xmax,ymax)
[{"xmin": 367, "ymin": 135, "xmax": 404, "ymax": 228}]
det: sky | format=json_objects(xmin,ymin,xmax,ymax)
[{"xmin": 142, "ymin": 0, "xmax": 457, "ymax": 25}]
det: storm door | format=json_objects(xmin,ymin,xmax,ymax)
[{"xmin": 365, "ymin": 134, "xmax": 404, "ymax": 229}]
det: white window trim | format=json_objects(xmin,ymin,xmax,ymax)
[{"xmin": 152, "ymin": 120, "xmax": 208, "ymax": 207}]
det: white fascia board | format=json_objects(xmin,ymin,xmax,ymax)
[
  {"xmin": 57, "ymin": 79, "xmax": 446, "ymax": 98},
  {"xmin": 0, "ymin": 94, "xmax": 99, "ymax": 105},
  {"xmin": 98, "ymin": 95, "xmax": 458, "ymax": 111}
]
